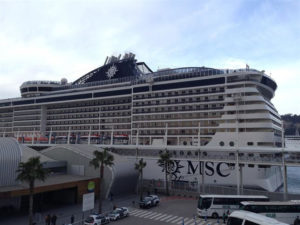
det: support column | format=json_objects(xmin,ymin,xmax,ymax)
[
  {"xmin": 67, "ymin": 127, "xmax": 71, "ymax": 144},
  {"xmin": 32, "ymin": 129, "xmax": 35, "ymax": 144},
  {"xmin": 201, "ymin": 160, "xmax": 205, "ymax": 193},
  {"xmin": 16, "ymin": 129, "xmax": 20, "ymax": 142},
  {"xmin": 198, "ymin": 149, "xmax": 201, "ymax": 193},
  {"xmin": 110, "ymin": 126, "xmax": 114, "ymax": 145},
  {"xmin": 88, "ymin": 126, "xmax": 91, "ymax": 145},
  {"xmin": 198, "ymin": 122, "xmax": 201, "ymax": 147},
  {"xmin": 136, "ymin": 127, "xmax": 139, "ymax": 146},
  {"xmin": 281, "ymin": 122, "xmax": 288, "ymax": 200},
  {"xmin": 165, "ymin": 123, "xmax": 168, "ymax": 146},
  {"xmin": 240, "ymin": 165, "xmax": 243, "ymax": 195},
  {"xmin": 236, "ymin": 151, "xmax": 240, "ymax": 195},
  {"xmin": 283, "ymin": 164, "xmax": 288, "ymax": 200},
  {"xmin": 48, "ymin": 127, "xmax": 52, "ymax": 145}
]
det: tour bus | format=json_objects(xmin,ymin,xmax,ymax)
[
  {"xmin": 240, "ymin": 201, "xmax": 300, "ymax": 224},
  {"xmin": 227, "ymin": 210, "xmax": 288, "ymax": 225},
  {"xmin": 197, "ymin": 195, "xmax": 269, "ymax": 218}
]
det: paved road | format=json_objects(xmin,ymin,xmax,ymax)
[{"xmin": 0, "ymin": 195, "xmax": 225, "ymax": 225}]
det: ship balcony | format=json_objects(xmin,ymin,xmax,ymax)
[{"xmin": 133, "ymin": 107, "xmax": 224, "ymax": 115}]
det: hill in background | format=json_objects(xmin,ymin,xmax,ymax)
[{"xmin": 282, "ymin": 114, "xmax": 300, "ymax": 135}]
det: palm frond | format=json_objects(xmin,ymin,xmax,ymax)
[{"xmin": 90, "ymin": 149, "xmax": 114, "ymax": 169}]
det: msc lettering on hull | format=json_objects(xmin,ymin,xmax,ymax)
[{"xmin": 158, "ymin": 160, "xmax": 231, "ymax": 181}]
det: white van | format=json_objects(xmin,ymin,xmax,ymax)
[{"xmin": 227, "ymin": 210, "xmax": 289, "ymax": 225}]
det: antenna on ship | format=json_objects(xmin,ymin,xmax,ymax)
[{"xmin": 104, "ymin": 56, "xmax": 108, "ymax": 65}]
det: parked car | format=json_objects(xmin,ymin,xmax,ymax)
[
  {"xmin": 107, "ymin": 207, "xmax": 129, "ymax": 221},
  {"xmin": 139, "ymin": 195, "xmax": 160, "ymax": 208},
  {"xmin": 84, "ymin": 213, "xmax": 110, "ymax": 225}
]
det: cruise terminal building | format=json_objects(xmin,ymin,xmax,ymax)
[{"xmin": 0, "ymin": 138, "xmax": 137, "ymax": 212}]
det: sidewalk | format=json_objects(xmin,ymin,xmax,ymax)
[{"xmin": 0, "ymin": 194, "xmax": 137, "ymax": 225}]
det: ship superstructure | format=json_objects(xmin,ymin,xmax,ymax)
[{"xmin": 0, "ymin": 53, "xmax": 282, "ymax": 149}]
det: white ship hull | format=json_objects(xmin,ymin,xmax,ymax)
[{"xmin": 129, "ymin": 157, "xmax": 283, "ymax": 192}]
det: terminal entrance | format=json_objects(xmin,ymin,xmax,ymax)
[{"xmin": 20, "ymin": 187, "xmax": 78, "ymax": 212}]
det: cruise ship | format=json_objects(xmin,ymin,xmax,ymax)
[{"xmin": 0, "ymin": 53, "xmax": 283, "ymax": 191}]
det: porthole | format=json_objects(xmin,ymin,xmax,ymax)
[
  {"xmin": 219, "ymin": 141, "xmax": 224, "ymax": 146},
  {"xmin": 229, "ymin": 141, "xmax": 234, "ymax": 146}
]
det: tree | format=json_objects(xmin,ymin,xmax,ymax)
[
  {"xmin": 90, "ymin": 148, "xmax": 114, "ymax": 213},
  {"xmin": 134, "ymin": 158, "xmax": 147, "ymax": 200},
  {"xmin": 16, "ymin": 156, "xmax": 48, "ymax": 225},
  {"xmin": 157, "ymin": 151, "xmax": 173, "ymax": 196}
]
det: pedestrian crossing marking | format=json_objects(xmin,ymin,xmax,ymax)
[
  {"xmin": 159, "ymin": 214, "xmax": 173, "ymax": 221},
  {"xmin": 176, "ymin": 217, "xmax": 188, "ymax": 224},
  {"xmin": 144, "ymin": 212, "xmax": 158, "ymax": 218},
  {"xmin": 185, "ymin": 218, "xmax": 195, "ymax": 225},
  {"xmin": 131, "ymin": 210, "xmax": 149, "ymax": 216},
  {"xmin": 148, "ymin": 213, "xmax": 162, "ymax": 219},
  {"xmin": 171, "ymin": 217, "xmax": 183, "ymax": 223},
  {"xmin": 166, "ymin": 215, "xmax": 178, "ymax": 222},
  {"xmin": 154, "ymin": 214, "xmax": 168, "ymax": 220},
  {"xmin": 138, "ymin": 211, "xmax": 154, "ymax": 217},
  {"xmin": 129, "ymin": 208, "xmax": 223, "ymax": 225}
]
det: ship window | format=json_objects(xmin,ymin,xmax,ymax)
[
  {"xmin": 229, "ymin": 141, "xmax": 234, "ymax": 146},
  {"xmin": 247, "ymin": 142, "xmax": 254, "ymax": 146},
  {"xmin": 219, "ymin": 141, "xmax": 224, "ymax": 146}
]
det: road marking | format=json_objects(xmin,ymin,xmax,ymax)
[
  {"xmin": 159, "ymin": 214, "xmax": 173, "ymax": 221},
  {"xmin": 137, "ymin": 211, "xmax": 155, "ymax": 217},
  {"xmin": 171, "ymin": 217, "xmax": 183, "ymax": 223},
  {"xmin": 130, "ymin": 209, "xmax": 139, "ymax": 212},
  {"xmin": 185, "ymin": 218, "xmax": 195, "ymax": 225},
  {"xmin": 148, "ymin": 213, "xmax": 162, "ymax": 219},
  {"xmin": 165, "ymin": 215, "xmax": 178, "ymax": 222},
  {"xmin": 177, "ymin": 217, "xmax": 188, "ymax": 224},
  {"xmin": 197, "ymin": 221, "xmax": 207, "ymax": 225},
  {"xmin": 143, "ymin": 212, "xmax": 159, "ymax": 218},
  {"xmin": 131, "ymin": 210, "xmax": 149, "ymax": 216},
  {"xmin": 129, "ymin": 209, "xmax": 140, "ymax": 214},
  {"xmin": 153, "ymin": 213, "xmax": 167, "ymax": 220},
  {"xmin": 129, "ymin": 210, "xmax": 144, "ymax": 216}
]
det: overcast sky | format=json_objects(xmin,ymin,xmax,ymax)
[{"xmin": 0, "ymin": 0, "xmax": 299, "ymax": 114}]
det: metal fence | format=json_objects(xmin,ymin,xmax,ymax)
[{"xmin": 142, "ymin": 179, "xmax": 300, "ymax": 201}]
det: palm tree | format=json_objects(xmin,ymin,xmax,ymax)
[
  {"xmin": 90, "ymin": 148, "xmax": 114, "ymax": 213},
  {"xmin": 134, "ymin": 158, "xmax": 147, "ymax": 200},
  {"xmin": 157, "ymin": 151, "xmax": 173, "ymax": 196},
  {"xmin": 16, "ymin": 156, "xmax": 48, "ymax": 225}
]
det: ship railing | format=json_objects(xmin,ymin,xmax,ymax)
[
  {"xmin": 21, "ymin": 80, "xmax": 61, "ymax": 86},
  {"xmin": 108, "ymin": 148, "xmax": 288, "ymax": 165}
]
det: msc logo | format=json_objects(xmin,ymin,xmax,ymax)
[{"xmin": 158, "ymin": 160, "xmax": 231, "ymax": 181}]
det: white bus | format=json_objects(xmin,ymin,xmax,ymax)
[
  {"xmin": 227, "ymin": 210, "xmax": 288, "ymax": 225},
  {"xmin": 197, "ymin": 195, "xmax": 269, "ymax": 218},
  {"xmin": 240, "ymin": 201, "xmax": 300, "ymax": 225}
]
